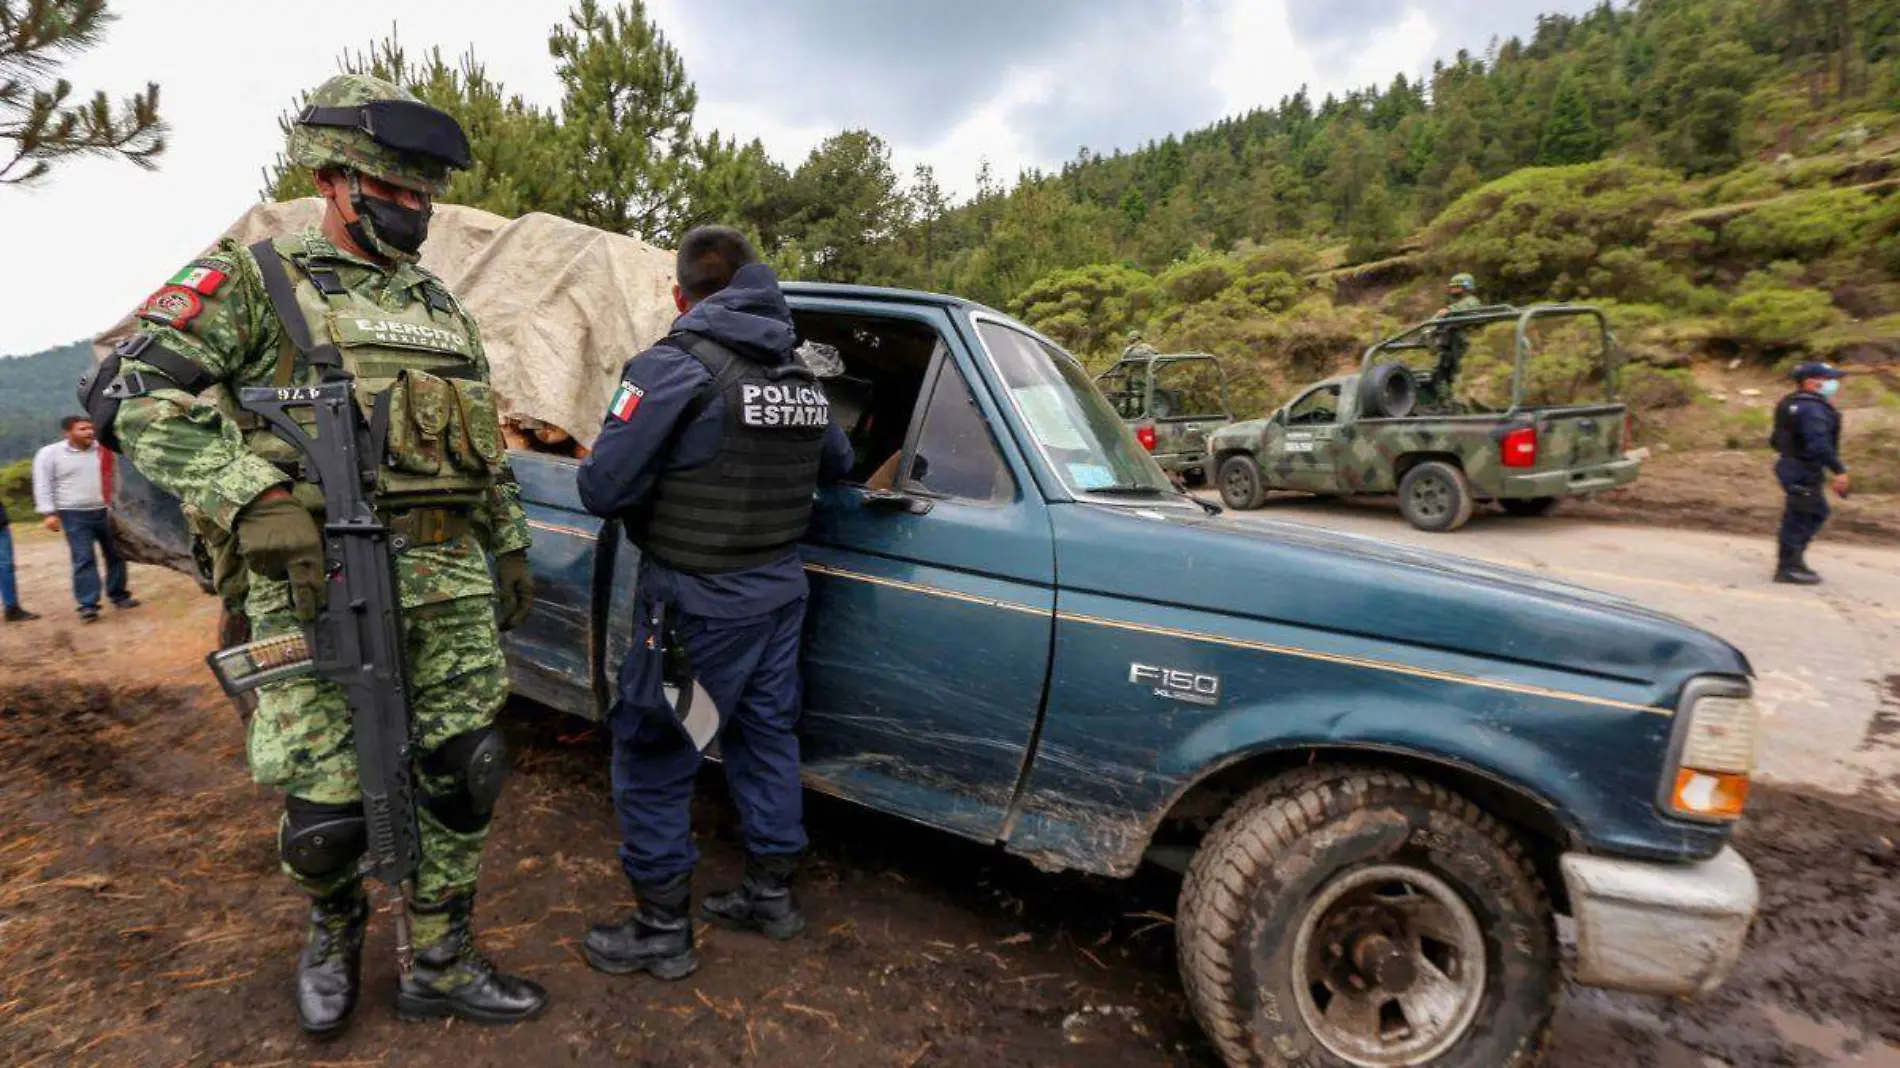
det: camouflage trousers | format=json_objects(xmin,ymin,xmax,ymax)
[{"xmin": 244, "ymin": 536, "xmax": 505, "ymax": 950}]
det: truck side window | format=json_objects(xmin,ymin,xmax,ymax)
[
  {"xmin": 1287, "ymin": 385, "xmax": 1341, "ymax": 426},
  {"xmin": 904, "ymin": 360, "xmax": 1014, "ymax": 504}
]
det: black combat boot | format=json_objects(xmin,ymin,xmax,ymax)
[
  {"xmin": 701, "ymin": 854, "xmax": 805, "ymax": 941},
  {"xmin": 582, "ymin": 872, "xmax": 699, "ymax": 980},
  {"xmin": 1774, "ymin": 550, "xmax": 1823, "ymax": 585},
  {"xmin": 395, "ymin": 895, "xmax": 548, "ymax": 1024},
  {"xmin": 295, "ymin": 887, "xmax": 367, "ymax": 1040}
]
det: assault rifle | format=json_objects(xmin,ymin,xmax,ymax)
[{"xmin": 205, "ymin": 380, "xmax": 422, "ymax": 975}]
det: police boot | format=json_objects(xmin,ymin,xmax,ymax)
[
  {"xmin": 582, "ymin": 872, "xmax": 699, "ymax": 980},
  {"xmin": 1774, "ymin": 550, "xmax": 1823, "ymax": 585},
  {"xmin": 701, "ymin": 854, "xmax": 806, "ymax": 941},
  {"xmin": 395, "ymin": 895, "xmax": 548, "ymax": 1024},
  {"xmin": 295, "ymin": 886, "xmax": 367, "ymax": 1040}
]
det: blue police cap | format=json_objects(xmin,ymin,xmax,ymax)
[{"xmin": 1789, "ymin": 361, "xmax": 1846, "ymax": 381}]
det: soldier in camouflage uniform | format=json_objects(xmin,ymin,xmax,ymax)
[
  {"xmin": 1439, "ymin": 272, "xmax": 1483, "ymax": 316},
  {"xmin": 84, "ymin": 75, "xmax": 545, "ymax": 1035},
  {"xmin": 1423, "ymin": 273, "xmax": 1484, "ymax": 409}
]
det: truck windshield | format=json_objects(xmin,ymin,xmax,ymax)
[{"xmin": 974, "ymin": 320, "xmax": 1178, "ymax": 499}]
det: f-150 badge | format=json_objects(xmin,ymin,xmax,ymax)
[{"xmin": 1129, "ymin": 663, "xmax": 1220, "ymax": 706}]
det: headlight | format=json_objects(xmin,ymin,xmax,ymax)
[{"xmin": 1664, "ymin": 681, "xmax": 1758, "ymax": 822}]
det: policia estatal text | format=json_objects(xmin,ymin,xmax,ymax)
[{"xmin": 576, "ymin": 226, "xmax": 853, "ymax": 979}]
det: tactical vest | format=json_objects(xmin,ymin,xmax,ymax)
[
  {"xmin": 242, "ymin": 235, "xmax": 505, "ymax": 511},
  {"xmin": 633, "ymin": 333, "xmax": 830, "ymax": 574},
  {"xmin": 1769, "ymin": 390, "xmax": 1839, "ymax": 467}
]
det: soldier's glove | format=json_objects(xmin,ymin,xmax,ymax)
[
  {"xmin": 495, "ymin": 550, "xmax": 534, "ymax": 632},
  {"xmin": 236, "ymin": 492, "xmax": 327, "ymax": 622}
]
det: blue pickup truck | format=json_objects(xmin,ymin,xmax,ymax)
[{"xmin": 120, "ymin": 282, "xmax": 1760, "ymax": 1068}]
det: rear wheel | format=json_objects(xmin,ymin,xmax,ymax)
[
  {"xmin": 1183, "ymin": 466, "xmax": 1209, "ymax": 488},
  {"xmin": 1500, "ymin": 497, "xmax": 1560, "ymax": 518},
  {"xmin": 1219, "ymin": 454, "xmax": 1267, "ymax": 511},
  {"xmin": 1398, "ymin": 462, "xmax": 1473, "ymax": 533},
  {"xmin": 1178, "ymin": 768, "xmax": 1557, "ymax": 1068}
]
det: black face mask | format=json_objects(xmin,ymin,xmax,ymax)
[{"xmin": 346, "ymin": 185, "xmax": 432, "ymax": 260}]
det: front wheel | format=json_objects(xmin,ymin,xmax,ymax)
[
  {"xmin": 1500, "ymin": 497, "xmax": 1560, "ymax": 518},
  {"xmin": 1178, "ymin": 768, "xmax": 1557, "ymax": 1068},
  {"xmin": 1398, "ymin": 461, "xmax": 1474, "ymax": 532},
  {"xmin": 1219, "ymin": 454, "xmax": 1267, "ymax": 510}
]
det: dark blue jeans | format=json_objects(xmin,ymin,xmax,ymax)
[
  {"xmin": 59, "ymin": 508, "xmax": 130, "ymax": 611},
  {"xmin": 0, "ymin": 525, "xmax": 18, "ymax": 610},
  {"xmin": 609, "ymin": 598, "xmax": 809, "ymax": 886}
]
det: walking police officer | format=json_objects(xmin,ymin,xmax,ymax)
[
  {"xmin": 80, "ymin": 75, "xmax": 545, "ymax": 1035},
  {"xmin": 576, "ymin": 226, "xmax": 852, "ymax": 980},
  {"xmin": 1770, "ymin": 361, "xmax": 1850, "ymax": 584}
]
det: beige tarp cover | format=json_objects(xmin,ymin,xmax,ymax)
[{"xmin": 95, "ymin": 199, "xmax": 677, "ymax": 446}]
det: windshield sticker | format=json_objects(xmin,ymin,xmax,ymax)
[
  {"xmin": 1068, "ymin": 463, "xmax": 1115, "ymax": 488},
  {"xmin": 1012, "ymin": 385, "xmax": 1089, "ymax": 450}
]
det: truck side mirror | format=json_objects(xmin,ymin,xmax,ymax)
[{"xmin": 862, "ymin": 489, "xmax": 933, "ymax": 516}]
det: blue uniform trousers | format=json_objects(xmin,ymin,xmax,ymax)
[
  {"xmin": 0, "ymin": 525, "xmax": 19, "ymax": 610},
  {"xmin": 58, "ymin": 508, "xmax": 130, "ymax": 611},
  {"xmin": 1775, "ymin": 461, "xmax": 1830, "ymax": 563},
  {"xmin": 610, "ymin": 597, "xmax": 809, "ymax": 886}
]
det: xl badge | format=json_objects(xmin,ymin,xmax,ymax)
[{"xmin": 1129, "ymin": 662, "xmax": 1220, "ymax": 706}]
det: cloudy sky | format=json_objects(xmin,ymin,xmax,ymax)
[{"xmin": 1, "ymin": 0, "xmax": 1600, "ymax": 355}]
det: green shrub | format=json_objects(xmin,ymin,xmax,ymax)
[
  {"xmin": 1238, "ymin": 269, "xmax": 1303, "ymax": 313},
  {"xmin": 1720, "ymin": 188, "xmax": 1879, "ymax": 261},
  {"xmin": 1013, "ymin": 263, "xmax": 1158, "ymax": 356},
  {"xmin": 1706, "ymin": 165, "xmax": 1783, "ymax": 206},
  {"xmin": 1426, "ymin": 159, "xmax": 1690, "ymax": 304},
  {"xmin": 1620, "ymin": 364, "xmax": 1699, "ymax": 410},
  {"xmin": 0, "ymin": 458, "xmax": 30, "ymax": 523},
  {"xmin": 1235, "ymin": 239, "xmax": 1319, "ymax": 277},
  {"xmin": 1726, "ymin": 273, "xmax": 1843, "ymax": 348},
  {"xmin": 1157, "ymin": 258, "xmax": 1238, "ymax": 305}
]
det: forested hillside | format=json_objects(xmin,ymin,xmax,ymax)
[
  {"xmin": 0, "ymin": 341, "xmax": 90, "ymax": 464},
  {"xmin": 59, "ymin": 0, "xmax": 1900, "ymax": 511}
]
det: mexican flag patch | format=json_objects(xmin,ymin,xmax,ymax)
[
  {"xmin": 169, "ymin": 262, "xmax": 228, "ymax": 296},
  {"xmin": 609, "ymin": 381, "xmax": 644, "ymax": 421}
]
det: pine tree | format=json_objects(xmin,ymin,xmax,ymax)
[
  {"xmin": 548, "ymin": 0, "xmax": 699, "ymax": 242},
  {"xmin": 1538, "ymin": 73, "xmax": 1602, "ymax": 165},
  {"xmin": 1, "ymin": 0, "xmax": 163, "ymax": 185}
]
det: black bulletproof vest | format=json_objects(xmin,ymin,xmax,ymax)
[
  {"xmin": 1769, "ymin": 390, "xmax": 1840, "ymax": 465},
  {"xmin": 635, "ymin": 332, "xmax": 831, "ymax": 574}
]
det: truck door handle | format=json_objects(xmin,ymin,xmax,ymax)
[{"xmin": 862, "ymin": 489, "xmax": 934, "ymax": 516}]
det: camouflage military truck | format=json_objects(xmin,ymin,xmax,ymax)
[
  {"xmin": 1095, "ymin": 344, "xmax": 1232, "ymax": 484},
  {"xmin": 1209, "ymin": 305, "xmax": 1642, "ymax": 532}
]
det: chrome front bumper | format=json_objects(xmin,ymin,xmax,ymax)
[{"xmin": 1560, "ymin": 846, "xmax": 1758, "ymax": 997}]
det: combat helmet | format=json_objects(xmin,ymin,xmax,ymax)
[
  {"xmin": 1448, "ymin": 272, "xmax": 1477, "ymax": 293},
  {"xmin": 287, "ymin": 74, "xmax": 471, "ymax": 195}
]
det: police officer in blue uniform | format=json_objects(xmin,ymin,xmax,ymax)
[
  {"xmin": 576, "ymin": 226, "xmax": 853, "ymax": 980},
  {"xmin": 1770, "ymin": 361, "xmax": 1850, "ymax": 585}
]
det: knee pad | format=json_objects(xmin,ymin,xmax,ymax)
[
  {"xmin": 281, "ymin": 797, "xmax": 367, "ymax": 879},
  {"xmin": 419, "ymin": 727, "xmax": 509, "ymax": 833}
]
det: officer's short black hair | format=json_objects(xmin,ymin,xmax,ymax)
[
  {"xmin": 61, "ymin": 415, "xmax": 91, "ymax": 431},
  {"xmin": 676, "ymin": 226, "xmax": 759, "ymax": 301}
]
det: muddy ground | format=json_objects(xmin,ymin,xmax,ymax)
[{"xmin": 2, "ymin": 551, "xmax": 1898, "ymax": 1068}]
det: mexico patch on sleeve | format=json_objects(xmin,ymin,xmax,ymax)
[
  {"xmin": 138, "ymin": 285, "xmax": 204, "ymax": 330},
  {"xmin": 168, "ymin": 260, "xmax": 230, "ymax": 296},
  {"xmin": 609, "ymin": 381, "xmax": 645, "ymax": 421}
]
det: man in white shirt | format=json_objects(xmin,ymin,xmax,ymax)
[{"xmin": 33, "ymin": 416, "xmax": 139, "ymax": 622}]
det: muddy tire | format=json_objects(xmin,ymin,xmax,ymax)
[
  {"xmin": 1220, "ymin": 454, "xmax": 1267, "ymax": 511},
  {"xmin": 1177, "ymin": 767, "xmax": 1557, "ymax": 1068},
  {"xmin": 1398, "ymin": 461, "xmax": 1473, "ymax": 532},
  {"xmin": 1500, "ymin": 497, "xmax": 1560, "ymax": 518}
]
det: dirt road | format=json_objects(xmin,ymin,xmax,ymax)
[{"xmin": 2, "ymin": 527, "xmax": 1897, "ymax": 1067}]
